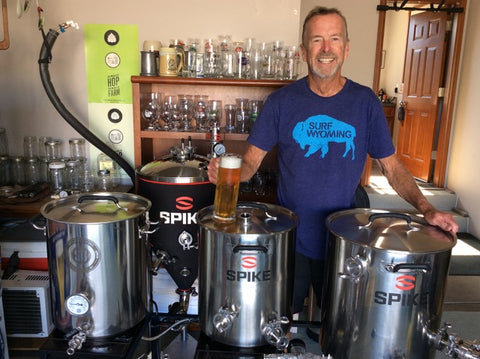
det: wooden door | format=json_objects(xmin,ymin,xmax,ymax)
[{"xmin": 397, "ymin": 11, "xmax": 447, "ymax": 181}]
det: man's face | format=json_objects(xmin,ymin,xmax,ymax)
[{"xmin": 301, "ymin": 14, "xmax": 349, "ymax": 80}]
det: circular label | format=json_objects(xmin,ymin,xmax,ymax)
[
  {"xmin": 108, "ymin": 129, "xmax": 124, "ymax": 144},
  {"xmin": 108, "ymin": 108, "xmax": 123, "ymax": 123},
  {"xmin": 104, "ymin": 30, "xmax": 120, "ymax": 46},
  {"xmin": 105, "ymin": 52, "xmax": 120, "ymax": 68},
  {"xmin": 66, "ymin": 238, "xmax": 101, "ymax": 272}
]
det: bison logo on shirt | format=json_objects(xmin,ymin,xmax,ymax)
[{"xmin": 292, "ymin": 115, "xmax": 356, "ymax": 159}]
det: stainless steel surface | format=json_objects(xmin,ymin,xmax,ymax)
[
  {"xmin": 40, "ymin": 192, "xmax": 152, "ymax": 338},
  {"xmin": 321, "ymin": 209, "xmax": 456, "ymax": 359},
  {"xmin": 197, "ymin": 202, "xmax": 297, "ymax": 348},
  {"xmin": 135, "ymin": 140, "xmax": 209, "ymax": 184}
]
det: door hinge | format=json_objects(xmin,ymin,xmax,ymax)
[
  {"xmin": 431, "ymin": 150, "xmax": 437, "ymax": 160},
  {"xmin": 446, "ymin": 20, "xmax": 453, "ymax": 32},
  {"xmin": 438, "ymin": 87, "xmax": 445, "ymax": 98}
]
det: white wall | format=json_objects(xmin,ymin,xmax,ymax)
[
  {"xmin": 0, "ymin": 0, "xmax": 301, "ymax": 157},
  {"xmin": 447, "ymin": 0, "xmax": 480, "ymax": 236},
  {"xmin": 379, "ymin": 10, "xmax": 409, "ymax": 145},
  {"xmin": 379, "ymin": 11, "xmax": 408, "ymax": 98}
]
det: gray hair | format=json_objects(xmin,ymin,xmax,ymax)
[{"xmin": 302, "ymin": 6, "xmax": 350, "ymax": 45}]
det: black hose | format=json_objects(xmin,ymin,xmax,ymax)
[{"xmin": 38, "ymin": 29, "xmax": 136, "ymax": 187}]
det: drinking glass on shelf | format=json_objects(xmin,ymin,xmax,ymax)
[
  {"xmin": 284, "ymin": 45, "xmax": 300, "ymax": 80},
  {"xmin": 250, "ymin": 45, "xmax": 264, "ymax": 80},
  {"xmin": 207, "ymin": 100, "xmax": 222, "ymax": 130},
  {"xmin": 185, "ymin": 39, "xmax": 199, "ymax": 78},
  {"xmin": 219, "ymin": 35, "xmax": 234, "ymax": 78},
  {"xmin": 249, "ymin": 100, "xmax": 263, "ymax": 127},
  {"xmin": 204, "ymin": 38, "xmax": 220, "ymax": 78},
  {"xmin": 224, "ymin": 104, "xmax": 236, "ymax": 133},
  {"xmin": 140, "ymin": 92, "xmax": 162, "ymax": 130},
  {"xmin": 177, "ymin": 94, "xmax": 194, "ymax": 131},
  {"xmin": 195, "ymin": 95, "xmax": 209, "ymax": 132},
  {"xmin": 160, "ymin": 95, "xmax": 181, "ymax": 131},
  {"xmin": 235, "ymin": 98, "xmax": 250, "ymax": 133}
]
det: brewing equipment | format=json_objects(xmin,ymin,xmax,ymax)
[
  {"xmin": 197, "ymin": 202, "xmax": 297, "ymax": 349},
  {"xmin": 136, "ymin": 137, "xmax": 215, "ymax": 313},
  {"xmin": 33, "ymin": 192, "xmax": 154, "ymax": 355},
  {"xmin": 321, "ymin": 209, "xmax": 458, "ymax": 359}
]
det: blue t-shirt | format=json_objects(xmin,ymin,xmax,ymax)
[{"xmin": 248, "ymin": 77, "xmax": 395, "ymax": 260}]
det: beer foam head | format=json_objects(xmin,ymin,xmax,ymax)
[{"xmin": 220, "ymin": 154, "xmax": 242, "ymax": 169}]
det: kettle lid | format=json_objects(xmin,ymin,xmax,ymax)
[
  {"xmin": 326, "ymin": 209, "xmax": 456, "ymax": 253},
  {"xmin": 197, "ymin": 201, "xmax": 298, "ymax": 235}
]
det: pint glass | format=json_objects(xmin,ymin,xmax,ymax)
[{"xmin": 213, "ymin": 153, "xmax": 242, "ymax": 221}]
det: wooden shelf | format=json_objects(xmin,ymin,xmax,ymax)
[
  {"xmin": 138, "ymin": 130, "xmax": 248, "ymax": 141},
  {"xmin": 131, "ymin": 76, "xmax": 292, "ymax": 88},
  {"xmin": 131, "ymin": 76, "xmax": 292, "ymax": 168}
]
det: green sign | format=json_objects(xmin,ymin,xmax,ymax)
[{"xmin": 84, "ymin": 24, "xmax": 139, "ymax": 104}]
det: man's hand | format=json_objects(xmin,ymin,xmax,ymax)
[
  {"xmin": 422, "ymin": 207, "xmax": 459, "ymax": 235},
  {"xmin": 207, "ymin": 157, "xmax": 221, "ymax": 184}
]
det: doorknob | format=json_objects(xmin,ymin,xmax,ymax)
[{"xmin": 398, "ymin": 101, "xmax": 406, "ymax": 124}]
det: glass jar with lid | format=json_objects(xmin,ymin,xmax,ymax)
[
  {"xmin": 45, "ymin": 139, "xmax": 63, "ymax": 161},
  {"xmin": 66, "ymin": 159, "xmax": 82, "ymax": 193},
  {"xmin": 48, "ymin": 161, "xmax": 66, "ymax": 194},
  {"xmin": 96, "ymin": 169, "xmax": 112, "ymax": 191}
]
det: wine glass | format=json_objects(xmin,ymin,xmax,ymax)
[
  {"xmin": 177, "ymin": 94, "xmax": 194, "ymax": 131},
  {"xmin": 207, "ymin": 99, "xmax": 222, "ymax": 130},
  {"xmin": 194, "ymin": 95, "xmax": 209, "ymax": 132},
  {"xmin": 140, "ymin": 92, "xmax": 161, "ymax": 130},
  {"xmin": 160, "ymin": 95, "xmax": 178, "ymax": 131}
]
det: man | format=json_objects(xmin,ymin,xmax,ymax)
[{"xmin": 208, "ymin": 6, "xmax": 458, "ymax": 314}]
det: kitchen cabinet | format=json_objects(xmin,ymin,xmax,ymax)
[{"xmin": 131, "ymin": 76, "xmax": 292, "ymax": 168}]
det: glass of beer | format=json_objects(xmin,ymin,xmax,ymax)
[{"xmin": 213, "ymin": 153, "xmax": 242, "ymax": 222}]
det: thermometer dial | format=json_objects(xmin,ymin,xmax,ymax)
[
  {"xmin": 213, "ymin": 142, "xmax": 226, "ymax": 157},
  {"xmin": 65, "ymin": 293, "xmax": 90, "ymax": 316}
]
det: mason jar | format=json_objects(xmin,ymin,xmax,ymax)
[
  {"xmin": 48, "ymin": 161, "xmax": 66, "ymax": 194},
  {"xmin": 0, "ymin": 155, "xmax": 11, "ymax": 186},
  {"xmin": 65, "ymin": 159, "xmax": 82, "ymax": 193},
  {"xmin": 25, "ymin": 157, "xmax": 41, "ymax": 185},
  {"xmin": 12, "ymin": 156, "xmax": 26, "ymax": 186}
]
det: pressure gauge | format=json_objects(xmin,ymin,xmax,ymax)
[
  {"xmin": 65, "ymin": 293, "xmax": 90, "ymax": 316},
  {"xmin": 213, "ymin": 142, "xmax": 226, "ymax": 157}
]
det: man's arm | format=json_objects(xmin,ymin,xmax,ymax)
[
  {"xmin": 207, "ymin": 144, "xmax": 267, "ymax": 184},
  {"xmin": 376, "ymin": 154, "xmax": 458, "ymax": 234}
]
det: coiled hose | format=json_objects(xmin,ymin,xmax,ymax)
[{"xmin": 38, "ymin": 28, "xmax": 135, "ymax": 188}]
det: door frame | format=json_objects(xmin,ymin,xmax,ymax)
[{"xmin": 368, "ymin": 0, "xmax": 467, "ymax": 188}]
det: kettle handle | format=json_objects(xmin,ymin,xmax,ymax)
[
  {"xmin": 76, "ymin": 194, "xmax": 127, "ymax": 213},
  {"xmin": 237, "ymin": 201, "xmax": 277, "ymax": 220},
  {"xmin": 29, "ymin": 213, "xmax": 46, "ymax": 232},
  {"xmin": 368, "ymin": 212, "xmax": 412, "ymax": 225},
  {"xmin": 78, "ymin": 194, "xmax": 119, "ymax": 205},
  {"xmin": 385, "ymin": 263, "xmax": 431, "ymax": 273},
  {"xmin": 233, "ymin": 245, "xmax": 268, "ymax": 253},
  {"xmin": 367, "ymin": 212, "xmax": 429, "ymax": 227}
]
